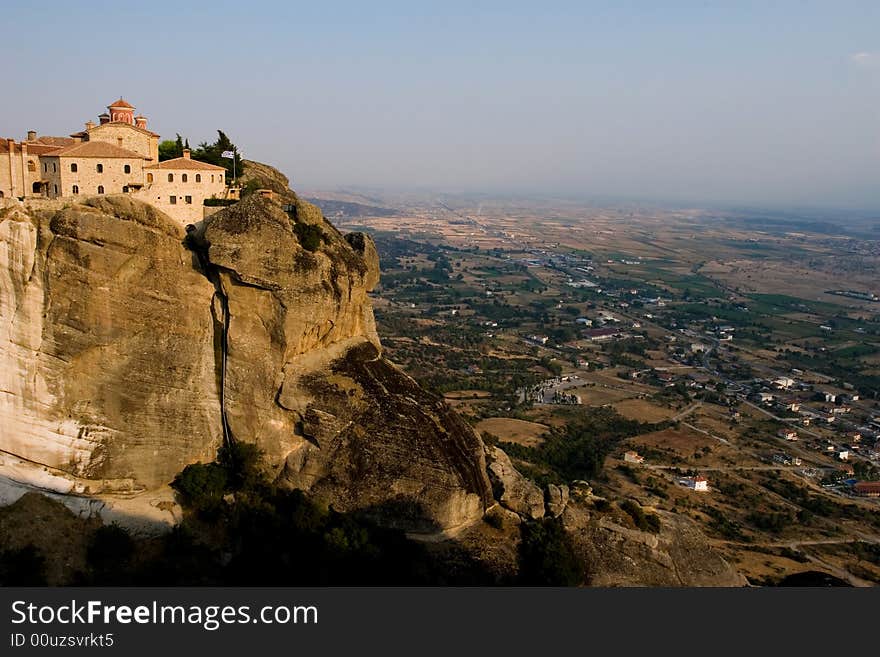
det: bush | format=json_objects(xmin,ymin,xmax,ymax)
[
  {"xmin": 620, "ymin": 499, "xmax": 661, "ymax": 533},
  {"xmin": 171, "ymin": 461, "xmax": 228, "ymax": 508},
  {"xmin": 294, "ymin": 222, "xmax": 323, "ymax": 252}
]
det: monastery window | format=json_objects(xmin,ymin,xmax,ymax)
[
  {"xmin": 185, "ymin": 195, "xmax": 192, "ymax": 204},
  {"xmin": 147, "ymin": 173, "xmax": 153, "ymax": 183},
  {"xmin": 168, "ymin": 173, "xmax": 174, "ymax": 182},
  {"xmin": 43, "ymin": 163, "xmax": 47, "ymax": 172},
  {"xmin": 72, "ymin": 185, "xmax": 79, "ymax": 195},
  {"xmin": 195, "ymin": 174, "xmax": 201, "ymax": 183},
  {"xmin": 122, "ymin": 186, "xmax": 129, "ymax": 193},
  {"xmin": 70, "ymin": 163, "xmax": 77, "ymax": 173},
  {"xmin": 28, "ymin": 160, "xmax": 36, "ymax": 172},
  {"xmin": 124, "ymin": 164, "xmax": 131, "ymax": 174},
  {"xmin": 170, "ymin": 195, "xmax": 177, "ymax": 205},
  {"xmin": 52, "ymin": 163, "xmax": 57, "ymax": 172},
  {"xmin": 96, "ymin": 163, "xmax": 103, "ymax": 173},
  {"xmin": 117, "ymin": 137, "xmax": 123, "ymax": 147},
  {"xmin": 182, "ymin": 174, "xmax": 188, "ymax": 183},
  {"xmin": 53, "ymin": 184, "xmax": 58, "ymax": 195},
  {"xmin": 97, "ymin": 185, "xmax": 104, "ymax": 195},
  {"xmin": 210, "ymin": 175, "xmax": 214, "ymax": 183},
  {"xmin": 0, "ymin": 191, "xmax": 4, "ymax": 198}
]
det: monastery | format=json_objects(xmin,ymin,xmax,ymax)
[{"xmin": 1, "ymin": 99, "xmax": 234, "ymax": 225}]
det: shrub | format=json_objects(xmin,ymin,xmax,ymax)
[
  {"xmin": 171, "ymin": 461, "xmax": 229, "ymax": 508},
  {"xmin": 294, "ymin": 222, "xmax": 323, "ymax": 252}
]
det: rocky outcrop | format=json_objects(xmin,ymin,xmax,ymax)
[
  {"xmin": 485, "ymin": 446, "xmax": 545, "ymax": 520},
  {"xmin": 197, "ymin": 195, "xmax": 492, "ymax": 532},
  {"xmin": 0, "ymin": 190, "xmax": 492, "ymax": 533},
  {"xmin": 562, "ymin": 504, "xmax": 746, "ymax": 587},
  {"xmin": 545, "ymin": 483, "xmax": 569, "ymax": 518}
]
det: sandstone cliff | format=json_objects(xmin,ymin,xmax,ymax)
[{"xmin": 0, "ymin": 191, "xmax": 491, "ymax": 533}]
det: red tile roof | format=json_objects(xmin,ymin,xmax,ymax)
[
  {"xmin": 108, "ymin": 97, "xmax": 134, "ymax": 109},
  {"xmin": 32, "ymin": 136, "xmax": 75, "ymax": 147},
  {"xmin": 42, "ymin": 141, "xmax": 147, "ymax": 159},
  {"xmin": 144, "ymin": 157, "xmax": 225, "ymax": 171}
]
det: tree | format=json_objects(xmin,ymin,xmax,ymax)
[
  {"xmin": 192, "ymin": 130, "xmax": 243, "ymax": 180},
  {"xmin": 158, "ymin": 133, "xmax": 185, "ymax": 161}
]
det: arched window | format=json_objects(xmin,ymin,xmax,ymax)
[
  {"xmin": 168, "ymin": 173, "xmax": 174, "ymax": 182},
  {"xmin": 27, "ymin": 160, "xmax": 36, "ymax": 172},
  {"xmin": 72, "ymin": 185, "xmax": 79, "ymax": 195},
  {"xmin": 53, "ymin": 184, "xmax": 58, "ymax": 195},
  {"xmin": 97, "ymin": 185, "xmax": 104, "ymax": 194},
  {"xmin": 70, "ymin": 163, "xmax": 77, "ymax": 173},
  {"xmin": 210, "ymin": 175, "xmax": 214, "ymax": 183},
  {"xmin": 43, "ymin": 163, "xmax": 47, "ymax": 172},
  {"xmin": 146, "ymin": 173, "xmax": 153, "ymax": 183},
  {"xmin": 0, "ymin": 191, "xmax": 4, "ymax": 198},
  {"xmin": 117, "ymin": 137, "xmax": 123, "ymax": 147},
  {"xmin": 124, "ymin": 164, "xmax": 131, "ymax": 174},
  {"xmin": 182, "ymin": 174, "xmax": 188, "ymax": 183},
  {"xmin": 195, "ymin": 174, "xmax": 201, "ymax": 183},
  {"xmin": 96, "ymin": 163, "xmax": 103, "ymax": 173},
  {"xmin": 52, "ymin": 163, "xmax": 57, "ymax": 172}
]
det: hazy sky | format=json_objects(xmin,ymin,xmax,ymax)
[{"xmin": 2, "ymin": 1, "xmax": 879, "ymax": 209}]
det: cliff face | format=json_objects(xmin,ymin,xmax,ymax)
[
  {"xmin": 0, "ymin": 197, "xmax": 220, "ymax": 494},
  {"xmin": 0, "ymin": 191, "xmax": 492, "ymax": 533}
]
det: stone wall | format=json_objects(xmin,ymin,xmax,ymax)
[{"xmin": 85, "ymin": 123, "xmax": 158, "ymax": 161}]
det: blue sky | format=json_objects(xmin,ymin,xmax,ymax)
[{"xmin": 2, "ymin": 1, "xmax": 879, "ymax": 209}]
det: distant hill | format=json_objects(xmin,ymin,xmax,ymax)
[{"xmin": 306, "ymin": 197, "xmax": 400, "ymax": 218}]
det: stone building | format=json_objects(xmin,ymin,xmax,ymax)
[
  {"xmin": 1, "ymin": 98, "xmax": 232, "ymax": 227},
  {"xmin": 141, "ymin": 151, "xmax": 225, "ymax": 224}
]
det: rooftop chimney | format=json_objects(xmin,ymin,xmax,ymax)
[
  {"xmin": 26, "ymin": 130, "xmax": 36, "ymax": 142},
  {"xmin": 134, "ymin": 115, "xmax": 147, "ymax": 129},
  {"xmin": 183, "ymin": 148, "xmax": 191, "ymax": 159},
  {"xmin": 85, "ymin": 121, "xmax": 95, "ymax": 130},
  {"xmin": 98, "ymin": 113, "xmax": 110, "ymax": 125}
]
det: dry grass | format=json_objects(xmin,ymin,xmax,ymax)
[
  {"xmin": 475, "ymin": 417, "xmax": 549, "ymax": 447},
  {"xmin": 612, "ymin": 398, "xmax": 676, "ymax": 423}
]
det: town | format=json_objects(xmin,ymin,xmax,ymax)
[{"xmin": 325, "ymin": 192, "xmax": 880, "ymax": 585}]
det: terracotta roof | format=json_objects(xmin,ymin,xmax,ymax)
[
  {"xmin": 42, "ymin": 141, "xmax": 148, "ymax": 159},
  {"xmin": 108, "ymin": 97, "xmax": 134, "ymax": 109},
  {"xmin": 0, "ymin": 138, "xmax": 20, "ymax": 152},
  {"xmin": 30, "ymin": 136, "xmax": 76, "ymax": 147},
  {"xmin": 144, "ymin": 157, "xmax": 225, "ymax": 171},
  {"xmin": 87, "ymin": 121, "xmax": 160, "ymax": 138},
  {"xmin": 23, "ymin": 143, "xmax": 67, "ymax": 156}
]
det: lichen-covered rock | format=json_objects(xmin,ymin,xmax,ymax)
[
  {"xmin": 484, "ymin": 446, "xmax": 545, "ymax": 520},
  {"xmin": 280, "ymin": 339, "xmax": 493, "ymax": 533}
]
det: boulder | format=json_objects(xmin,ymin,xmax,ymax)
[{"xmin": 484, "ymin": 446, "xmax": 545, "ymax": 520}]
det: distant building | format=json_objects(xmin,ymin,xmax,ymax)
[
  {"xmin": 853, "ymin": 482, "xmax": 880, "ymax": 498},
  {"xmin": 774, "ymin": 377, "xmax": 795, "ymax": 389},
  {"xmin": 778, "ymin": 429, "xmax": 798, "ymax": 441},
  {"xmin": 679, "ymin": 475, "xmax": 709, "ymax": 492},
  {"xmin": 623, "ymin": 450, "xmax": 645, "ymax": 465}
]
